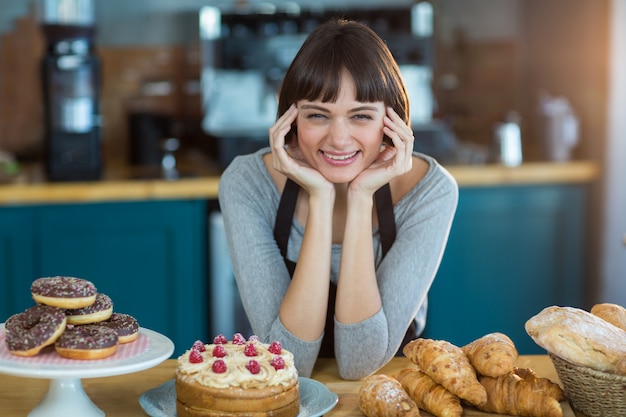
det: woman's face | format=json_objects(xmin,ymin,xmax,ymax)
[{"xmin": 294, "ymin": 73, "xmax": 386, "ymax": 184}]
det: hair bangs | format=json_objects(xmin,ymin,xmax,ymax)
[
  {"xmin": 277, "ymin": 18, "xmax": 411, "ymax": 134},
  {"xmin": 297, "ymin": 47, "xmax": 344, "ymax": 103}
]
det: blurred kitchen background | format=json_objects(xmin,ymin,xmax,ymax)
[{"xmin": 0, "ymin": 0, "xmax": 623, "ymax": 354}]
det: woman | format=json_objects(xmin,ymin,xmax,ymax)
[{"xmin": 218, "ymin": 19, "xmax": 458, "ymax": 379}]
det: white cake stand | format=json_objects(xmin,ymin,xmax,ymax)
[{"xmin": 0, "ymin": 324, "xmax": 174, "ymax": 417}]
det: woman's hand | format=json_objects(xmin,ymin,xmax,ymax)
[
  {"xmin": 269, "ymin": 104, "xmax": 334, "ymax": 195},
  {"xmin": 349, "ymin": 107, "xmax": 414, "ymax": 195}
]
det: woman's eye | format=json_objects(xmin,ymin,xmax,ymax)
[
  {"xmin": 307, "ymin": 113, "xmax": 326, "ymax": 120},
  {"xmin": 353, "ymin": 114, "xmax": 373, "ymax": 120}
]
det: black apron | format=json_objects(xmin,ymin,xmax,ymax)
[{"xmin": 273, "ymin": 179, "xmax": 417, "ymax": 357}]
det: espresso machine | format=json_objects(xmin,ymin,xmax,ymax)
[{"xmin": 40, "ymin": 0, "xmax": 101, "ymax": 181}]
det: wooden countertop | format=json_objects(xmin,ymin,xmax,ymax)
[
  {"xmin": 0, "ymin": 355, "xmax": 583, "ymax": 417},
  {"xmin": 0, "ymin": 161, "xmax": 598, "ymax": 205}
]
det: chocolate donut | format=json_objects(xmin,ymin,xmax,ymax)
[
  {"xmin": 100, "ymin": 313, "xmax": 139, "ymax": 343},
  {"xmin": 55, "ymin": 324, "xmax": 119, "ymax": 360},
  {"xmin": 31, "ymin": 276, "xmax": 97, "ymax": 309},
  {"xmin": 5, "ymin": 305, "xmax": 67, "ymax": 357},
  {"xmin": 65, "ymin": 293, "xmax": 114, "ymax": 325}
]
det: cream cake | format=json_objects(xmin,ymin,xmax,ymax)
[{"xmin": 175, "ymin": 333, "xmax": 299, "ymax": 417}]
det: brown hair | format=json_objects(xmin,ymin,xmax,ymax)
[{"xmin": 277, "ymin": 18, "xmax": 410, "ymax": 143}]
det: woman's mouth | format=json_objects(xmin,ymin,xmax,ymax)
[{"xmin": 322, "ymin": 151, "xmax": 359, "ymax": 161}]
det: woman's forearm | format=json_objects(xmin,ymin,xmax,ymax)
[
  {"xmin": 335, "ymin": 191, "xmax": 381, "ymax": 324},
  {"xmin": 279, "ymin": 192, "xmax": 334, "ymax": 341}
]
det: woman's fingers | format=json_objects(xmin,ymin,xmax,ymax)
[
  {"xmin": 269, "ymin": 104, "xmax": 297, "ymax": 148},
  {"xmin": 383, "ymin": 107, "xmax": 413, "ymax": 172},
  {"xmin": 269, "ymin": 104, "xmax": 298, "ymax": 170},
  {"xmin": 384, "ymin": 107, "xmax": 413, "ymax": 147}
]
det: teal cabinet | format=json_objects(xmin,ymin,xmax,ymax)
[
  {"xmin": 422, "ymin": 184, "xmax": 587, "ymax": 354},
  {"xmin": 0, "ymin": 207, "xmax": 36, "ymax": 320},
  {"xmin": 0, "ymin": 182, "xmax": 589, "ymax": 357},
  {"xmin": 0, "ymin": 200, "xmax": 207, "ymax": 357}
]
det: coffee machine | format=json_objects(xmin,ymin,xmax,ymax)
[{"xmin": 40, "ymin": 0, "xmax": 101, "ymax": 181}]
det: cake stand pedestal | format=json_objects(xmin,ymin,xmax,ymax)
[
  {"xmin": 0, "ymin": 325, "xmax": 174, "ymax": 417},
  {"xmin": 31, "ymin": 378, "xmax": 104, "ymax": 417}
]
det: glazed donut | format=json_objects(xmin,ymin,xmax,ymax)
[
  {"xmin": 4, "ymin": 305, "xmax": 67, "ymax": 357},
  {"xmin": 100, "ymin": 313, "xmax": 139, "ymax": 343},
  {"xmin": 31, "ymin": 276, "xmax": 97, "ymax": 309},
  {"xmin": 65, "ymin": 293, "xmax": 113, "ymax": 325},
  {"xmin": 55, "ymin": 324, "xmax": 119, "ymax": 360}
]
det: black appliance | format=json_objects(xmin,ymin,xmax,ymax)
[{"xmin": 41, "ymin": 22, "xmax": 101, "ymax": 181}]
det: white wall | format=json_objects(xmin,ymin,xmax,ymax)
[{"xmin": 601, "ymin": 0, "xmax": 626, "ymax": 304}]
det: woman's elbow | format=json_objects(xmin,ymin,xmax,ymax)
[{"xmin": 337, "ymin": 359, "xmax": 383, "ymax": 380}]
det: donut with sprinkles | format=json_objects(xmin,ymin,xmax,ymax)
[{"xmin": 31, "ymin": 276, "xmax": 97, "ymax": 309}]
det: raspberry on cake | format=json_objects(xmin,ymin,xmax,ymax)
[{"xmin": 175, "ymin": 333, "xmax": 300, "ymax": 417}]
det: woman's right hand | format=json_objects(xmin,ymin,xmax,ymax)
[{"xmin": 269, "ymin": 104, "xmax": 334, "ymax": 195}]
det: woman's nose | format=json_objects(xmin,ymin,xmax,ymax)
[{"xmin": 328, "ymin": 119, "xmax": 351, "ymax": 146}]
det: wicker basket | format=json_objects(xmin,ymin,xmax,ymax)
[{"xmin": 549, "ymin": 354, "xmax": 626, "ymax": 417}]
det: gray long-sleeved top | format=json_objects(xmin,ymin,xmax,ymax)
[{"xmin": 218, "ymin": 147, "xmax": 458, "ymax": 379}]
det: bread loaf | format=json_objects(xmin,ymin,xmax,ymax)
[
  {"xmin": 591, "ymin": 302, "xmax": 626, "ymax": 331},
  {"xmin": 525, "ymin": 305, "xmax": 626, "ymax": 375}
]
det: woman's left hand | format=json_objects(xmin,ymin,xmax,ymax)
[{"xmin": 349, "ymin": 107, "xmax": 414, "ymax": 194}]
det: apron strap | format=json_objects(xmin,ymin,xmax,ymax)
[
  {"xmin": 275, "ymin": 179, "xmax": 395, "ymax": 260},
  {"xmin": 274, "ymin": 178, "xmax": 301, "ymax": 261},
  {"xmin": 374, "ymin": 182, "xmax": 396, "ymax": 257}
]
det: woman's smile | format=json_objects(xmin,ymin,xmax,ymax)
[{"xmin": 321, "ymin": 150, "xmax": 360, "ymax": 163}]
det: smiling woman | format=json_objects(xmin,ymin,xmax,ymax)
[{"xmin": 218, "ymin": 18, "xmax": 458, "ymax": 380}]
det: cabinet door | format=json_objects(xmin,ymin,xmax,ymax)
[
  {"xmin": 0, "ymin": 207, "xmax": 36, "ymax": 321},
  {"xmin": 422, "ymin": 185, "xmax": 586, "ymax": 354},
  {"xmin": 37, "ymin": 200, "xmax": 207, "ymax": 356}
]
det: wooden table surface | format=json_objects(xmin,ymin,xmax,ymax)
[{"xmin": 0, "ymin": 355, "xmax": 583, "ymax": 417}]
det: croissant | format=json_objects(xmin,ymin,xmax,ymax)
[
  {"xmin": 513, "ymin": 367, "xmax": 565, "ymax": 401},
  {"xmin": 402, "ymin": 338, "xmax": 487, "ymax": 406},
  {"xmin": 358, "ymin": 374, "xmax": 421, "ymax": 417},
  {"xmin": 394, "ymin": 368, "xmax": 462, "ymax": 417},
  {"xmin": 478, "ymin": 371, "xmax": 563, "ymax": 417},
  {"xmin": 462, "ymin": 332, "xmax": 518, "ymax": 377}
]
